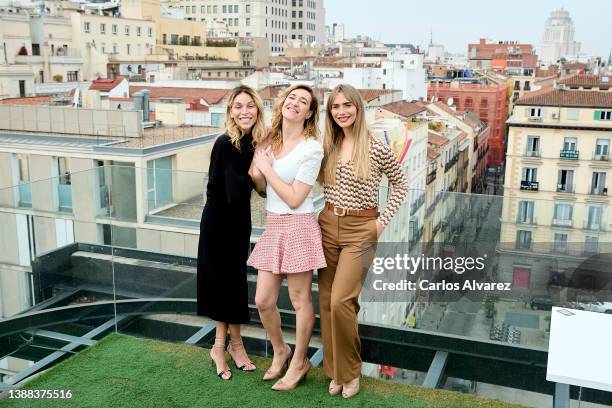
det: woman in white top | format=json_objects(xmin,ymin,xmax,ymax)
[{"xmin": 247, "ymin": 84, "xmax": 325, "ymax": 391}]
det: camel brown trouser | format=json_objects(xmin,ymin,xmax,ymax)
[{"xmin": 317, "ymin": 206, "xmax": 378, "ymax": 384}]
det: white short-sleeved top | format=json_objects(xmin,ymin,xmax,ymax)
[{"xmin": 266, "ymin": 138, "xmax": 323, "ymax": 214}]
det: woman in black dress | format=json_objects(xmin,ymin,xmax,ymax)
[{"xmin": 197, "ymin": 85, "xmax": 266, "ymax": 380}]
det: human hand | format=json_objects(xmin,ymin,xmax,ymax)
[
  {"xmin": 253, "ymin": 147, "xmax": 273, "ymax": 173},
  {"xmin": 375, "ymin": 221, "xmax": 383, "ymax": 238}
]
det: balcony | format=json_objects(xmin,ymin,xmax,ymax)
[
  {"xmin": 559, "ymin": 150, "xmax": 579, "ymax": 160},
  {"xmin": 589, "ymin": 185, "xmax": 608, "ymax": 196},
  {"xmin": 524, "ymin": 149, "xmax": 540, "ymax": 158},
  {"xmin": 410, "ymin": 194, "xmax": 425, "ymax": 214},
  {"xmin": 2, "ymin": 166, "xmax": 612, "ymax": 408},
  {"xmin": 584, "ymin": 221, "xmax": 605, "ymax": 232},
  {"xmin": 556, "ymin": 183, "xmax": 575, "ymax": 194},
  {"xmin": 517, "ymin": 216, "xmax": 537, "ymax": 225},
  {"xmin": 426, "ymin": 170, "xmax": 436, "ymax": 185},
  {"xmin": 444, "ymin": 153, "xmax": 459, "ymax": 173},
  {"xmin": 552, "ymin": 218, "xmax": 573, "ymax": 227},
  {"xmin": 593, "ymin": 153, "xmax": 610, "ymax": 161},
  {"xmin": 520, "ymin": 180, "xmax": 539, "ymax": 191},
  {"xmin": 527, "ymin": 115, "xmax": 542, "ymax": 122}
]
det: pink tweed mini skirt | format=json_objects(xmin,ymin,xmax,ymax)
[{"xmin": 247, "ymin": 212, "xmax": 327, "ymax": 274}]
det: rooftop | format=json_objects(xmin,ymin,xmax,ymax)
[
  {"xmin": 89, "ymin": 76, "xmax": 126, "ymax": 92},
  {"xmin": 515, "ymin": 89, "xmax": 612, "ymax": 108},
  {"xmin": 380, "ymin": 100, "xmax": 427, "ymax": 118},
  {"xmin": 129, "ymin": 86, "xmax": 231, "ymax": 106},
  {"xmin": 428, "ymin": 131, "xmax": 449, "ymax": 146},
  {"xmin": 558, "ymin": 74, "xmax": 611, "ymax": 90}
]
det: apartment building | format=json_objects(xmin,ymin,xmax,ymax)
[
  {"xmin": 0, "ymin": 100, "xmax": 225, "ymax": 320},
  {"xmin": 169, "ymin": 0, "xmax": 325, "ymax": 54},
  {"xmin": 499, "ymin": 85, "xmax": 612, "ymax": 292}
]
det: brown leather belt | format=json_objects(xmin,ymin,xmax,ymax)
[{"xmin": 325, "ymin": 202, "xmax": 379, "ymax": 217}]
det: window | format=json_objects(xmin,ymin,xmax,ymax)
[
  {"xmin": 563, "ymin": 137, "xmax": 577, "ymax": 151},
  {"xmin": 553, "ymin": 203, "xmax": 573, "ymax": 226},
  {"xmin": 594, "ymin": 110, "xmax": 612, "ymax": 120},
  {"xmin": 591, "ymin": 172, "xmax": 607, "ymax": 195},
  {"xmin": 246, "ymin": 4, "xmax": 251, "ymax": 13},
  {"xmin": 553, "ymin": 233, "xmax": 568, "ymax": 253},
  {"xmin": 234, "ymin": 5, "xmax": 238, "ymax": 12},
  {"xmin": 517, "ymin": 201, "xmax": 534, "ymax": 224},
  {"xmin": 566, "ymin": 108, "xmax": 579, "ymax": 120},
  {"xmin": 101, "ymin": 43, "xmax": 106, "ymax": 53},
  {"xmin": 125, "ymin": 25, "xmax": 130, "ymax": 36},
  {"xmin": 207, "ymin": 5, "xmax": 211, "ymax": 13},
  {"xmin": 522, "ymin": 167, "xmax": 537, "ymax": 182},
  {"xmin": 516, "ymin": 231, "xmax": 532, "ymax": 250},
  {"xmin": 213, "ymin": 5, "xmax": 218, "ymax": 13},
  {"xmin": 246, "ymin": 17, "xmax": 251, "ymax": 26},
  {"xmin": 595, "ymin": 139, "xmax": 610, "ymax": 160},
  {"xmin": 299, "ymin": 22, "xmax": 303, "ymax": 29},
  {"xmin": 100, "ymin": 23, "xmax": 106, "ymax": 34},
  {"xmin": 234, "ymin": 18, "xmax": 238, "ymax": 26},
  {"xmin": 201, "ymin": 5, "xmax": 205, "ymax": 13},
  {"xmin": 192, "ymin": 5, "xmax": 196, "ymax": 13},
  {"xmin": 528, "ymin": 107, "xmax": 542, "ymax": 118},
  {"xmin": 171, "ymin": 34, "xmax": 179, "ymax": 45},
  {"xmin": 126, "ymin": 44, "xmax": 130, "ymax": 55},
  {"xmin": 299, "ymin": 10, "xmax": 303, "ymax": 17},
  {"xmin": 525, "ymin": 135, "xmax": 539, "ymax": 156},
  {"xmin": 557, "ymin": 170, "xmax": 574, "ymax": 192},
  {"xmin": 84, "ymin": 22, "xmax": 90, "ymax": 33},
  {"xmin": 66, "ymin": 71, "xmax": 78, "ymax": 82},
  {"xmin": 112, "ymin": 24, "xmax": 117, "ymax": 35},
  {"xmin": 112, "ymin": 43, "xmax": 117, "ymax": 54},
  {"xmin": 586, "ymin": 206, "xmax": 602, "ymax": 230},
  {"xmin": 147, "ymin": 157, "xmax": 173, "ymax": 210},
  {"xmin": 222, "ymin": 5, "xmax": 227, "ymax": 13},
  {"xmin": 228, "ymin": 18, "xmax": 233, "ymax": 26},
  {"xmin": 162, "ymin": 34, "xmax": 167, "ymax": 44},
  {"xmin": 136, "ymin": 26, "xmax": 142, "ymax": 36}
]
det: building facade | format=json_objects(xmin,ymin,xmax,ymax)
[{"xmin": 539, "ymin": 8, "xmax": 581, "ymax": 66}]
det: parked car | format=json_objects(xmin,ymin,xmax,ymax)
[
  {"xmin": 571, "ymin": 301, "xmax": 612, "ymax": 314},
  {"xmin": 529, "ymin": 298, "xmax": 555, "ymax": 311}
]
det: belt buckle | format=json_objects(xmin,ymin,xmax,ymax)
[{"xmin": 333, "ymin": 206, "xmax": 347, "ymax": 217}]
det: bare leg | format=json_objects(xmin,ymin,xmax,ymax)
[
  {"xmin": 228, "ymin": 324, "xmax": 256, "ymax": 371},
  {"xmin": 255, "ymin": 270, "xmax": 290, "ymax": 374},
  {"xmin": 282, "ymin": 271, "xmax": 314, "ymax": 382},
  {"xmin": 210, "ymin": 322, "xmax": 231, "ymax": 380}
]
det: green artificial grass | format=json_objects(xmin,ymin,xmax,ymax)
[{"xmin": 0, "ymin": 333, "xmax": 527, "ymax": 408}]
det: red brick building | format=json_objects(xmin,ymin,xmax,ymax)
[
  {"xmin": 427, "ymin": 81, "xmax": 508, "ymax": 166},
  {"xmin": 468, "ymin": 39, "xmax": 537, "ymax": 76}
]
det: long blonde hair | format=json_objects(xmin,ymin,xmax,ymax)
[
  {"xmin": 319, "ymin": 84, "xmax": 370, "ymax": 184},
  {"xmin": 268, "ymin": 84, "xmax": 320, "ymax": 154},
  {"xmin": 224, "ymin": 85, "xmax": 266, "ymax": 150}
]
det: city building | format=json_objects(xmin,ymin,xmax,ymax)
[
  {"xmin": 500, "ymin": 85, "xmax": 612, "ymax": 293},
  {"xmin": 167, "ymin": 0, "xmax": 326, "ymax": 54},
  {"xmin": 539, "ymin": 8, "xmax": 582, "ymax": 66},
  {"xmin": 428, "ymin": 80, "xmax": 507, "ymax": 167},
  {"xmin": 467, "ymin": 38, "xmax": 537, "ymax": 76}
]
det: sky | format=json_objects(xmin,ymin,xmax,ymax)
[{"xmin": 324, "ymin": 0, "xmax": 612, "ymax": 58}]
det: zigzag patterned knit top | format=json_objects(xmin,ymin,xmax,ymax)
[{"xmin": 323, "ymin": 136, "xmax": 408, "ymax": 227}]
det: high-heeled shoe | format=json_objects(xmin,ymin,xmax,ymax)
[
  {"xmin": 263, "ymin": 344, "xmax": 292, "ymax": 381},
  {"xmin": 328, "ymin": 379, "xmax": 342, "ymax": 396},
  {"xmin": 271, "ymin": 358, "xmax": 311, "ymax": 391},
  {"xmin": 210, "ymin": 338, "xmax": 231, "ymax": 381},
  {"xmin": 342, "ymin": 377, "xmax": 360, "ymax": 399},
  {"xmin": 227, "ymin": 339, "xmax": 256, "ymax": 372}
]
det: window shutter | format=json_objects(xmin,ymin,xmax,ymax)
[{"xmin": 594, "ymin": 110, "xmax": 600, "ymax": 120}]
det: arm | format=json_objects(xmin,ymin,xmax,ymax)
[
  {"xmin": 249, "ymin": 158, "xmax": 267, "ymax": 197},
  {"xmin": 253, "ymin": 149, "xmax": 313, "ymax": 209},
  {"xmin": 376, "ymin": 144, "xmax": 408, "ymax": 232}
]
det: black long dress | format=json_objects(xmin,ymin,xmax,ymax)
[{"xmin": 197, "ymin": 133, "xmax": 254, "ymax": 324}]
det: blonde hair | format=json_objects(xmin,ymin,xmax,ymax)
[
  {"xmin": 268, "ymin": 84, "xmax": 320, "ymax": 154},
  {"xmin": 224, "ymin": 85, "xmax": 266, "ymax": 150},
  {"xmin": 319, "ymin": 84, "xmax": 370, "ymax": 184}
]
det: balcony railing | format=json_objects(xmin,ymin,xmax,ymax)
[
  {"xmin": 552, "ymin": 218, "xmax": 573, "ymax": 227},
  {"xmin": 583, "ymin": 221, "xmax": 604, "ymax": 231},
  {"xmin": 559, "ymin": 150, "xmax": 579, "ymax": 160},
  {"xmin": 444, "ymin": 153, "xmax": 459, "ymax": 172},
  {"xmin": 410, "ymin": 194, "xmax": 425, "ymax": 214},
  {"xmin": 426, "ymin": 170, "xmax": 436, "ymax": 185},
  {"xmin": 517, "ymin": 216, "xmax": 537, "ymax": 225},
  {"xmin": 520, "ymin": 180, "xmax": 539, "ymax": 191},
  {"xmin": 589, "ymin": 185, "xmax": 608, "ymax": 196}
]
